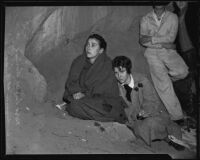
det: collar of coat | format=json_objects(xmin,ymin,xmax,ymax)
[
  {"xmin": 119, "ymin": 72, "xmax": 145, "ymax": 91},
  {"xmin": 131, "ymin": 72, "xmax": 145, "ymax": 87}
]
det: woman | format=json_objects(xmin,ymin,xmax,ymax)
[{"xmin": 62, "ymin": 34, "xmax": 127, "ymax": 123}]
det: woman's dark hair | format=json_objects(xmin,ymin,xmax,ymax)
[
  {"xmin": 112, "ymin": 56, "xmax": 132, "ymax": 74},
  {"xmin": 86, "ymin": 34, "xmax": 107, "ymax": 50}
]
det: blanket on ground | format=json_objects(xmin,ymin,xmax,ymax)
[{"xmin": 63, "ymin": 52, "xmax": 127, "ymax": 123}]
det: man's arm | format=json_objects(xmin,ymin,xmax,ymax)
[
  {"xmin": 140, "ymin": 36, "xmax": 176, "ymax": 49},
  {"xmin": 139, "ymin": 17, "xmax": 175, "ymax": 49},
  {"xmin": 139, "ymin": 17, "xmax": 162, "ymax": 49},
  {"xmin": 151, "ymin": 14, "xmax": 178, "ymax": 44}
]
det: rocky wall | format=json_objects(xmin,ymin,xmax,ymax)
[
  {"xmin": 4, "ymin": 6, "xmax": 152, "ymax": 113},
  {"xmin": 23, "ymin": 6, "xmax": 152, "ymax": 99}
]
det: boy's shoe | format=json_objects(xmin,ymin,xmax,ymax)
[
  {"xmin": 173, "ymin": 119, "xmax": 185, "ymax": 127},
  {"xmin": 168, "ymin": 139, "xmax": 186, "ymax": 151},
  {"xmin": 164, "ymin": 135, "xmax": 186, "ymax": 151}
]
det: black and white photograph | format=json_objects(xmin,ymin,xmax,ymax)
[{"xmin": 1, "ymin": 0, "xmax": 199, "ymax": 159}]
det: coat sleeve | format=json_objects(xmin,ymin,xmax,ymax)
[
  {"xmin": 140, "ymin": 76, "xmax": 161, "ymax": 115},
  {"xmin": 63, "ymin": 56, "xmax": 83, "ymax": 101}
]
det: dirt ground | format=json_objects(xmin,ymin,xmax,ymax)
[{"xmin": 5, "ymin": 90, "xmax": 197, "ymax": 159}]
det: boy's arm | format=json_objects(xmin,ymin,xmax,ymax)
[
  {"xmin": 139, "ymin": 17, "xmax": 162, "ymax": 49},
  {"xmin": 151, "ymin": 14, "xmax": 178, "ymax": 44}
]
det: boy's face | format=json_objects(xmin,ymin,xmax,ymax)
[{"xmin": 114, "ymin": 66, "xmax": 130, "ymax": 84}]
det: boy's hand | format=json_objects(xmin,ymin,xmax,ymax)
[{"xmin": 138, "ymin": 110, "xmax": 150, "ymax": 119}]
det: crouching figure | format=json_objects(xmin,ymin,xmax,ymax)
[{"xmin": 112, "ymin": 55, "xmax": 186, "ymax": 151}]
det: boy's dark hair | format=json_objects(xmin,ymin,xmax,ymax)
[
  {"xmin": 87, "ymin": 34, "xmax": 107, "ymax": 50},
  {"xmin": 152, "ymin": 1, "xmax": 170, "ymax": 8},
  {"xmin": 112, "ymin": 56, "xmax": 132, "ymax": 74}
]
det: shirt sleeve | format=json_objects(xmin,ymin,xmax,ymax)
[
  {"xmin": 140, "ymin": 16, "xmax": 162, "ymax": 49},
  {"xmin": 152, "ymin": 14, "xmax": 178, "ymax": 44},
  {"xmin": 140, "ymin": 16, "xmax": 149, "ymax": 36}
]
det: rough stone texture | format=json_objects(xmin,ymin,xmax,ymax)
[
  {"xmin": 4, "ymin": 43, "xmax": 47, "ymax": 103},
  {"xmin": 4, "ymin": 7, "xmax": 48, "ymax": 152},
  {"xmin": 24, "ymin": 6, "xmax": 152, "ymax": 97},
  {"xmin": 5, "ymin": 7, "xmax": 48, "ymax": 102}
]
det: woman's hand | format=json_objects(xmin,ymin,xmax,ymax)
[{"xmin": 73, "ymin": 92, "xmax": 85, "ymax": 100}]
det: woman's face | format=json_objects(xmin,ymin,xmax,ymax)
[
  {"xmin": 114, "ymin": 67, "xmax": 130, "ymax": 84},
  {"xmin": 85, "ymin": 38, "xmax": 103, "ymax": 60}
]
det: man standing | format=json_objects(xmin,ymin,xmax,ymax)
[
  {"xmin": 112, "ymin": 56, "xmax": 185, "ymax": 150},
  {"xmin": 139, "ymin": 2, "xmax": 189, "ymax": 122}
]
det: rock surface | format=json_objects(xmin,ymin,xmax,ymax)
[{"xmin": 24, "ymin": 6, "xmax": 152, "ymax": 96}]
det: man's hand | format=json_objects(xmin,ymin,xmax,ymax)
[
  {"xmin": 140, "ymin": 35, "xmax": 152, "ymax": 44},
  {"xmin": 73, "ymin": 92, "xmax": 85, "ymax": 100},
  {"xmin": 161, "ymin": 43, "xmax": 176, "ymax": 49}
]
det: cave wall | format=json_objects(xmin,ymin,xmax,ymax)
[
  {"xmin": 5, "ymin": 6, "xmax": 152, "ymax": 104},
  {"xmin": 4, "ymin": 6, "xmax": 152, "ymax": 144}
]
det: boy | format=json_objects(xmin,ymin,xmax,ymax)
[{"xmin": 112, "ymin": 56, "xmax": 186, "ymax": 150}]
